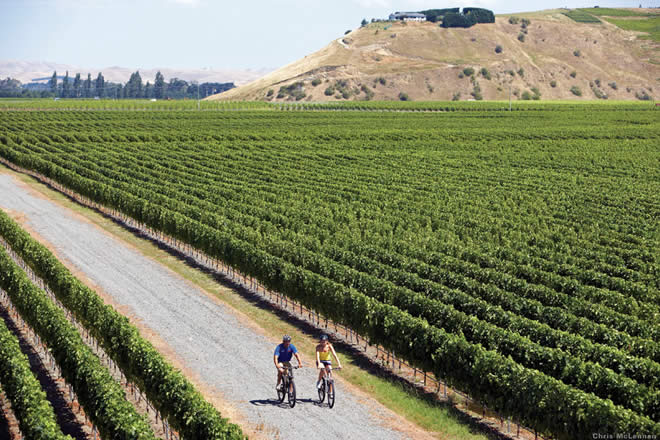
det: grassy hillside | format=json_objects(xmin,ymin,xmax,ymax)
[{"xmin": 208, "ymin": 8, "xmax": 659, "ymax": 102}]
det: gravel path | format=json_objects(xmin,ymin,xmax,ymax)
[{"xmin": 0, "ymin": 173, "xmax": 408, "ymax": 440}]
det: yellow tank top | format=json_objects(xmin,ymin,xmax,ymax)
[{"xmin": 319, "ymin": 347, "xmax": 331, "ymax": 361}]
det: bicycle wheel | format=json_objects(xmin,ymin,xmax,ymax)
[
  {"xmin": 318, "ymin": 379, "xmax": 326, "ymax": 403},
  {"xmin": 328, "ymin": 380, "xmax": 335, "ymax": 408},
  {"xmin": 277, "ymin": 379, "xmax": 286, "ymax": 403},
  {"xmin": 288, "ymin": 380, "xmax": 297, "ymax": 408}
]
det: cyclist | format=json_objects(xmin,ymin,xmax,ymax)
[
  {"xmin": 274, "ymin": 335, "xmax": 303, "ymax": 391},
  {"xmin": 316, "ymin": 334, "xmax": 341, "ymax": 389}
]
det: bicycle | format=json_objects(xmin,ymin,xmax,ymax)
[
  {"xmin": 317, "ymin": 366, "xmax": 341, "ymax": 408},
  {"xmin": 277, "ymin": 365, "xmax": 299, "ymax": 408}
]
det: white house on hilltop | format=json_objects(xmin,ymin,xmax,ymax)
[{"xmin": 389, "ymin": 12, "xmax": 426, "ymax": 21}]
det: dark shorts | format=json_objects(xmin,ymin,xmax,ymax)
[{"xmin": 320, "ymin": 360, "xmax": 332, "ymax": 366}]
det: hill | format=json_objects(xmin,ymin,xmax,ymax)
[{"xmin": 207, "ymin": 8, "xmax": 659, "ymax": 102}]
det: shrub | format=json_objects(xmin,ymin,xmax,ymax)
[
  {"xmin": 592, "ymin": 86, "xmax": 607, "ymax": 99},
  {"xmin": 311, "ymin": 79, "xmax": 321, "ymax": 87},
  {"xmin": 636, "ymin": 90, "xmax": 652, "ymax": 100},
  {"xmin": 573, "ymin": 50, "xmax": 581, "ymax": 57},
  {"xmin": 570, "ymin": 71, "xmax": 577, "ymax": 78},
  {"xmin": 471, "ymin": 82, "xmax": 483, "ymax": 100},
  {"xmin": 458, "ymin": 72, "xmax": 465, "ymax": 79},
  {"xmin": 550, "ymin": 80, "xmax": 557, "ymax": 88},
  {"xmin": 452, "ymin": 91, "xmax": 461, "ymax": 101},
  {"xmin": 495, "ymin": 45, "xmax": 503, "ymax": 53},
  {"xmin": 278, "ymin": 82, "xmax": 305, "ymax": 100},
  {"xmin": 463, "ymin": 67, "xmax": 475, "ymax": 76},
  {"xmin": 508, "ymin": 70, "xmax": 516, "ymax": 76},
  {"xmin": 518, "ymin": 68, "xmax": 525, "ymax": 77},
  {"xmin": 608, "ymin": 81, "xmax": 618, "ymax": 90},
  {"xmin": 345, "ymin": 30, "xmax": 351, "ymax": 35},
  {"xmin": 427, "ymin": 83, "xmax": 434, "ymax": 93},
  {"xmin": 377, "ymin": 77, "xmax": 387, "ymax": 86},
  {"xmin": 521, "ymin": 90, "xmax": 533, "ymax": 100},
  {"xmin": 398, "ymin": 92, "xmax": 410, "ymax": 101},
  {"xmin": 531, "ymin": 87, "xmax": 541, "ymax": 100},
  {"xmin": 480, "ymin": 68, "xmax": 491, "ymax": 80},
  {"xmin": 521, "ymin": 18, "xmax": 531, "ymax": 26},
  {"xmin": 266, "ymin": 89, "xmax": 274, "ymax": 97},
  {"xmin": 509, "ymin": 16, "xmax": 520, "ymax": 24},
  {"xmin": 324, "ymin": 87, "xmax": 335, "ymax": 96},
  {"xmin": 518, "ymin": 33, "xmax": 526, "ymax": 42},
  {"xmin": 570, "ymin": 85, "xmax": 582, "ymax": 96},
  {"xmin": 361, "ymin": 84, "xmax": 374, "ymax": 100},
  {"xmin": 594, "ymin": 79, "xmax": 601, "ymax": 87}
]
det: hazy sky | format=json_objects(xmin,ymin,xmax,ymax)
[{"xmin": 0, "ymin": 0, "xmax": 653, "ymax": 70}]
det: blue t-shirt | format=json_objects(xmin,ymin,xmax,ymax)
[{"xmin": 274, "ymin": 343, "xmax": 297, "ymax": 362}]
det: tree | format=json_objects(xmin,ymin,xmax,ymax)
[
  {"xmin": 125, "ymin": 71, "xmax": 143, "ymax": 98},
  {"xmin": 167, "ymin": 78, "xmax": 188, "ymax": 99},
  {"xmin": 154, "ymin": 71, "xmax": 166, "ymax": 99},
  {"xmin": 95, "ymin": 72, "xmax": 105, "ymax": 98},
  {"xmin": 73, "ymin": 73, "xmax": 82, "ymax": 98},
  {"xmin": 62, "ymin": 71, "xmax": 71, "ymax": 98},
  {"xmin": 463, "ymin": 8, "xmax": 495, "ymax": 23},
  {"xmin": 83, "ymin": 73, "xmax": 92, "ymax": 98},
  {"xmin": 48, "ymin": 71, "xmax": 58, "ymax": 96},
  {"xmin": 0, "ymin": 78, "xmax": 23, "ymax": 97},
  {"xmin": 442, "ymin": 12, "xmax": 477, "ymax": 28},
  {"xmin": 144, "ymin": 81, "xmax": 153, "ymax": 99},
  {"xmin": 361, "ymin": 18, "xmax": 368, "ymax": 27}
]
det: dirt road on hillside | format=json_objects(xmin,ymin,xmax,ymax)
[{"xmin": 0, "ymin": 172, "xmax": 413, "ymax": 440}]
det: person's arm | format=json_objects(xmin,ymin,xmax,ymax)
[
  {"xmin": 316, "ymin": 347, "xmax": 321, "ymax": 368},
  {"xmin": 330, "ymin": 344, "xmax": 342, "ymax": 368},
  {"xmin": 295, "ymin": 352, "xmax": 303, "ymax": 367},
  {"xmin": 273, "ymin": 346, "xmax": 282, "ymax": 371}
]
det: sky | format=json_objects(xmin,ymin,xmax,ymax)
[{"xmin": 0, "ymin": 0, "xmax": 654, "ymax": 71}]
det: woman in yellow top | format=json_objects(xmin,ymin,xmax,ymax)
[{"xmin": 316, "ymin": 334, "xmax": 342, "ymax": 389}]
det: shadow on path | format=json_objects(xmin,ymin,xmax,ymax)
[{"xmin": 250, "ymin": 397, "xmax": 323, "ymax": 408}]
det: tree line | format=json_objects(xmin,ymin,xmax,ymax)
[{"xmin": 0, "ymin": 71, "xmax": 234, "ymax": 99}]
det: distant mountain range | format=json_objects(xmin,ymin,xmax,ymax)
[{"xmin": 0, "ymin": 60, "xmax": 271, "ymax": 85}]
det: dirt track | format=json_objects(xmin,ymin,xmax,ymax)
[{"xmin": 0, "ymin": 172, "xmax": 411, "ymax": 440}]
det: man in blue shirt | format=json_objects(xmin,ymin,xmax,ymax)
[{"xmin": 274, "ymin": 334, "xmax": 303, "ymax": 391}]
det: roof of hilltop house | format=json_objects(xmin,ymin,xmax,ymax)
[{"xmin": 390, "ymin": 12, "xmax": 426, "ymax": 18}]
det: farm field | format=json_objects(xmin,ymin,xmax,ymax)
[{"xmin": 0, "ymin": 102, "xmax": 659, "ymax": 439}]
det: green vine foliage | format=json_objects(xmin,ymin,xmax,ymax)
[
  {"xmin": 0, "ymin": 210, "xmax": 244, "ymax": 440},
  {"xmin": 0, "ymin": 246, "xmax": 157, "ymax": 440},
  {"xmin": 0, "ymin": 318, "xmax": 72, "ymax": 440}
]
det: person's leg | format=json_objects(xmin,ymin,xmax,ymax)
[
  {"xmin": 326, "ymin": 365, "xmax": 333, "ymax": 392},
  {"xmin": 284, "ymin": 362, "xmax": 293, "ymax": 392},
  {"xmin": 276, "ymin": 362, "xmax": 283, "ymax": 388}
]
